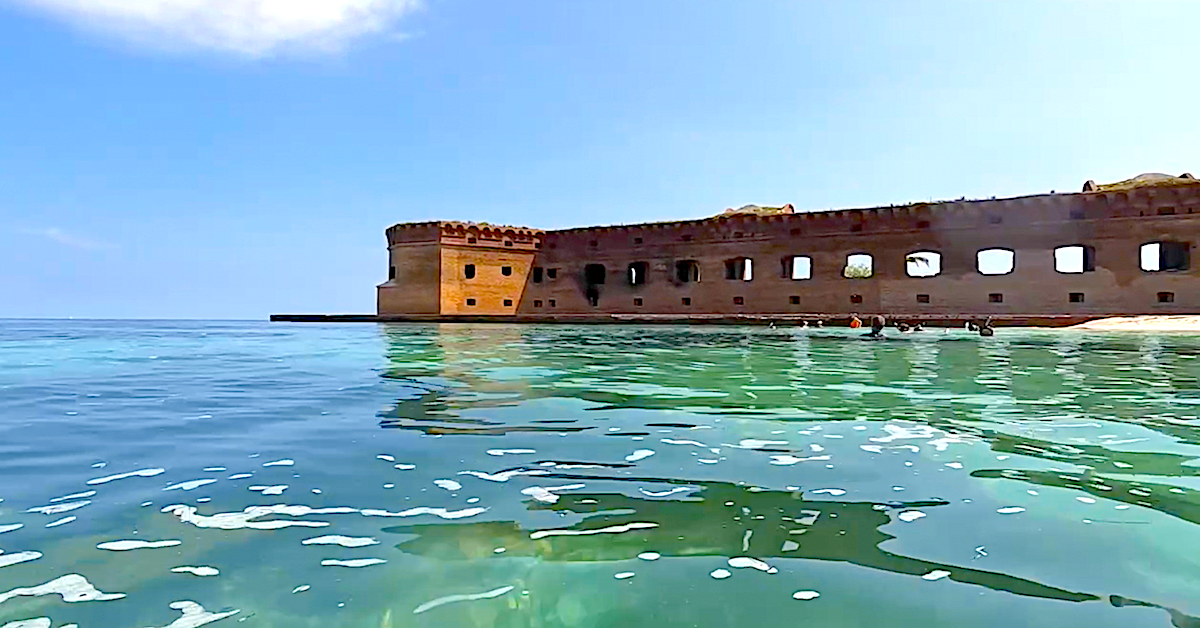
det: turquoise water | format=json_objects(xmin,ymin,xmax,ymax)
[{"xmin": 2, "ymin": 321, "xmax": 1200, "ymax": 628}]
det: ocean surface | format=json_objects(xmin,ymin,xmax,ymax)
[{"xmin": 2, "ymin": 320, "xmax": 1200, "ymax": 628}]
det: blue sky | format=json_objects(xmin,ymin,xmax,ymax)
[{"xmin": 1, "ymin": 0, "xmax": 1197, "ymax": 319}]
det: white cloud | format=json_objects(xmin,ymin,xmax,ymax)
[
  {"xmin": 20, "ymin": 227, "xmax": 115, "ymax": 251},
  {"xmin": 9, "ymin": 0, "xmax": 422, "ymax": 56}
]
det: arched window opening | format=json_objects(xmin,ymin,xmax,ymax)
[
  {"xmin": 977, "ymin": 249, "xmax": 1015, "ymax": 275},
  {"xmin": 843, "ymin": 254, "xmax": 873, "ymax": 279},
  {"xmin": 675, "ymin": 260, "xmax": 701, "ymax": 283},
  {"xmin": 905, "ymin": 251, "xmax": 942, "ymax": 277},
  {"xmin": 1141, "ymin": 241, "xmax": 1190, "ymax": 272},
  {"xmin": 1054, "ymin": 245, "xmax": 1095, "ymax": 274},
  {"xmin": 464, "ymin": 264, "xmax": 476, "ymax": 279},
  {"xmin": 584, "ymin": 264, "xmax": 606, "ymax": 284},
  {"xmin": 783, "ymin": 256, "xmax": 812, "ymax": 280},
  {"xmin": 724, "ymin": 257, "xmax": 753, "ymax": 281},
  {"xmin": 628, "ymin": 262, "xmax": 649, "ymax": 286}
]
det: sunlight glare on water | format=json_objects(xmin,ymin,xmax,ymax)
[{"xmin": 1, "ymin": 320, "xmax": 1199, "ymax": 627}]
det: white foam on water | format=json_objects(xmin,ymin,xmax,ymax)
[
  {"xmin": 997, "ymin": 507, "xmax": 1026, "ymax": 514},
  {"xmin": 521, "ymin": 487, "xmax": 559, "ymax": 504},
  {"xmin": 320, "ymin": 558, "xmax": 387, "ymax": 568},
  {"xmin": 770, "ymin": 455, "xmax": 828, "ymax": 465},
  {"xmin": 860, "ymin": 445, "xmax": 884, "ymax": 454},
  {"xmin": 530, "ymin": 522, "xmax": 658, "ymax": 540},
  {"xmin": 898, "ymin": 510, "xmax": 926, "ymax": 522},
  {"xmin": 727, "ymin": 557, "xmax": 777, "ymax": 573},
  {"xmin": 361, "ymin": 507, "xmax": 487, "ymax": 520},
  {"xmin": 262, "ymin": 459, "xmax": 294, "ymax": 467},
  {"xmin": 50, "ymin": 491, "xmax": 97, "ymax": 503},
  {"xmin": 467, "ymin": 497, "xmax": 480, "ymax": 503},
  {"xmin": 91, "ymin": 462, "xmax": 107, "ymax": 468},
  {"xmin": 376, "ymin": 455, "xmax": 396, "ymax": 462},
  {"xmin": 0, "ymin": 551, "xmax": 43, "ymax": 569},
  {"xmin": 493, "ymin": 547, "xmax": 506, "ymax": 553},
  {"xmin": 412, "ymin": 585, "xmax": 515, "ymax": 615},
  {"xmin": 26, "ymin": 501, "xmax": 90, "ymax": 515},
  {"xmin": 0, "ymin": 574, "xmax": 126, "ymax": 604},
  {"xmin": 922, "ymin": 570, "xmax": 952, "ymax": 581},
  {"xmin": 625, "ymin": 450, "xmax": 656, "ymax": 462},
  {"xmin": 249, "ymin": 485, "xmax": 288, "ymax": 496},
  {"xmin": 810, "ymin": 444, "xmax": 825, "ymax": 452},
  {"xmin": 709, "ymin": 569, "xmax": 732, "ymax": 579},
  {"xmin": 302, "ymin": 535, "xmax": 379, "ymax": 548},
  {"xmin": 731, "ymin": 440, "xmax": 787, "ymax": 449},
  {"xmin": 170, "ymin": 566, "xmax": 219, "ymax": 576},
  {"xmin": 292, "ymin": 585, "xmax": 311, "ymax": 594},
  {"xmin": 434, "ymin": 480, "xmax": 463, "ymax": 491},
  {"xmin": 227, "ymin": 474, "xmax": 253, "ymax": 480},
  {"xmin": 810, "ymin": 489, "xmax": 846, "ymax": 496},
  {"xmin": 146, "ymin": 601, "xmax": 238, "ymax": 628},
  {"xmin": 0, "ymin": 524, "xmax": 25, "ymax": 534},
  {"xmin": 97, "ymin": 540, "xmax": 182, "ymax": 551},
  {"xmin": 1077, "ymin": 497, "xmax": 1097, "ymax": 504},
  {"xmin": 45, "ymin": 516, "xmax": 76, "ymax": 528},
  {"xmin": 1112, "ymin": 461, "xmax": 1134, "ymax": 469},
  {"xmin": 698, "ymin": 459, "xmax": 720, "ymax": 464},
  {"xmin": 1115, "ymin": 505, "xmax": 1131, "ymax": 510},
  {"xmin": 87, "ymin": 468, "xmax": 165, "ymax": 486},
  {"xmin": 637, "ymin": 552, "xmax": 661, "ymax": 561},
  {"xmin": 486, "ymin": 449, "xmax": 536, "ymax": 456},
  {"xmin": 202, "ymin": 467, "xmax": 226, "ymax": 472},
  {"xmin": 458, "ymin": 469, "xmax": 548, "ymax": 482},
  {"xmin": 311, "ymin": 489, "xmax": 322, "ymax": 494},
  {"xmin": 383, "ymin": 484, "xmax": 395, "ymax": 489},
  {"xmin": 944, "ymin": 462, "xmax": 964, "ymax": 469},
  {"xmin": 781, "ymin": 540, "xmax": 800, "ymax": 551},
  {"xmin": 639, "ymin": 487, "xmax": 693, "ymax": 498},
  {"xmin": 163, "ymin": 504, "xmax": 344, "ymax": 530},
  {"xmin": 661, "ymin": 439, "xmax": 707, "ymax": 448},
  {"xmin": 614, "ymin": 572, "xmax": 635, "ymax": 579},
  {"xmin": 164, "ymin": 479, "xmax": 217, "ymax": 492},
  {"xmin": 394, "ymin": 464, "xmax": 417, "ymax": 470},
  {"xmin": 792, "ymin": 590, "xmax": 820, "ymax": 600},
  {"xmin": 2, "ymin": 619, "xmax": 52, "ymax": 628}
]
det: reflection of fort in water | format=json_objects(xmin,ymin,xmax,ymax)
[{"xmin": 375, "ymin": 325, "xmax": 1200, "ymax": 624}]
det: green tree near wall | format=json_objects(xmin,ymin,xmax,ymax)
[{"xmin": 843, "ymin": 255, "xmax": 929, "ymax": 278}]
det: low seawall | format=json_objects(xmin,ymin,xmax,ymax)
[{"xmin": 270, "ymin": 313, "xmax": 1106, "ymax": 327}]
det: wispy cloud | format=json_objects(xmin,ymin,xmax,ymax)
[
  {"xmin": 20, "ymin": 227, "xmax": 116, "ymax": 251},
  {"xmin": 9, "ymin": 0, "xmax": 422, "ymax": 56}
]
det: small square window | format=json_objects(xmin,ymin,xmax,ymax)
[
  {"xmin": 789, "ymin": 296, "xmax": 800, "ymax": 305},
  {"xmin": 549, "ymin": 299, "xmax": 556, "ymax": 307},
  {"xmin": 468, "ymin": 237, "xmax": 477, "ymax": 244},
  {"xmin": 1069, "ymin": 292, "xmax": 1085, "ymax": 303},
  {"xmin": 502, "ymin": 266, "xmax": 512, "ymax": 276},
  {"xmin": 850, "ymin": 294, "xmax": 863, "ymax": 304},
  {"xmin": 634, "ymin": 298, "xmax": 643, "ymax": 306},
  {"xmin": 1158, "ymin": 291, "xmax": 1175, "ymax": 303},
  {"xmin": 388, "ymin": 266, "xmax": 396, "ymax": 280},
  {"xmin": 589, "ymin": 240, "xmax": 598, "ymax": 247},
  {"xmin": 916, "ymin": 294, "xmax": 930, "ymax": 303},
  {"xmin": 734, "ymin": 296, "xmax": 744, "ymax": 305},
  {"xmin": 464, "ymin": 264, "xmax": 476, "ymax": 279},
  {"xmin": 534, "ymin": 300, "xmax": 543, "ymax": 307},
  {"xmin": 504, "ymin": 299, "xmax": 513, "ymax": 307},
  {"xmin": 466, "ymin": 298, "xmax": 476, "ymax": 306},
  {"xmin": 504, "ymin": 241, "xmax": 513, "ymax": 247},
  {"xmin": 535, "ymin": 242, "xmax": 542, "ymax": 249},
  {"xmin": 634, "ymin": 237, "xmax": 643, "ymax": 245},
  {"xmin": 547, "ymin": 268, "xmax": 558, "ymax": 279},
  {"xmin": 682, "ymin": 297, "xmax": 692, "ymax": 306},
  {"xmin": 989, "ymin": 293, "xmax": 1004, "ymax": 303}
]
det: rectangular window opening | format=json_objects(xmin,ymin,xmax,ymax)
[
  {"xmin": 533, "ymin": 267, "xmax": 544, "ymax": 283},
  {"xmin": 724, "ymin": 257, "xmax": 753, "ymax": 281},
  {"xmin": 467, "ymin": 237, "xmax": 477, "ymax": 244},
  {"xmin": 628, "ymin": 262, "xmax": 649, "ymax": 286},
  {"xmin": 504, "ymin": 299, "xmax": 513, "ymax": 307},
  {"xmin": 785, "ymin": 256, "xmax": 812, "ymax": 280},
  {"xmin": 502, "ymin": 266, "xmax": 513, "ymax": 276},
  {"xmin": 917, "ymin": 294, "xmax": 931, "ymax": 303},
  {"xmin": 1142, "ymin": 241, "xmax": 1190, "ymax": 272},
  {"xmin": 1069, "ymin": 292, "xmax": 1085, "ymax": 303},
  {"xmin": 534, "ymin": 300, "xmax": 543, "ymax": 307},
  {"xmin": 989, "ymin": 293, "xmax": 1004, "ymax": 303},
  {"xmin": 675, "ymin": 260, "xmax": 700, "ymax": 283},
  {"xmin": 1158, "ymin": 292, "xmax": 1175, "ymax": 303},
  {"xmin": 634, "ymin": 298, "xmax": 643, "ymax": 306},
  {"xmin": 466, "ymin": 298, "xmax": 476, "ymax": 306},
  {"xmin": 681, "ymin": 297, "xmax": 692, "ymax": 306},
  {"xmin": 549, "ymin": 299, "xmax": 556, "ymax": 307},
  {"xmin": 504, "ymin": 241, "xmax": 513, "ymax": 247},
  {"xmin": 547, "ymin": 268, "xmax": 558, "ymax": 279},
  {"xmin": 734, "ymin": 296, "xmax": 744, "ymax": 305},
  {"xmin": 388, "ymin": 266, "xmax": 396, "ymax": 280},
  {"xmin": 464, "ymin": 264, "xmax": 476, "ymax": 279},
  {"xmin": 850, "ymin": 294, "xmax": 863, "ymax": 304},
  {"xmin": 789, "ymin": 296, "xmax": 800, "ymax": 305}
]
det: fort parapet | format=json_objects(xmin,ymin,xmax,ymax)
[{"xmin": 286, "ymin": 173, "xmax": 1200, "ymax": 326}]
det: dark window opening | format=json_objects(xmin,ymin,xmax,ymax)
[
  {"xmin": 501, "ymin": 266, "xmax": 512, "ymax": 276},
  {"xmin": 734, "ymin": 296, "xmax": 744, "ymax": 305},
  {"xmin": 724, "ymin": 257, "xmax": 753, "ymax": 281},
  {"xmin": 675, "ymin": 260, "xmax": 701, "ymax": 283},
  {"xmin": 504, "ymin": 299, "xmax": 513, "ymax": 307},
  {"xmin": 1055, "ymin": 245, "xmax": 1096, "ymax": 273},
  {"xmin": 917, "ymin": 220, "xmax": 931, "ymax": 229},
  {"xmin": 1159, "ymin": 292, "xmax": 1176, "ymax": 303},
  {"xmin": 681, "ymin": 297, "xmax": 692, "ymax": 306},
  {"xmin": 1069, "ymin": 209, "xmax": 1085, "ymax": 220},
  {"xmin": 464, "ymin": 264, "xmax": 476, "ymax": 279},
  {"xmin": 634, "ymin": 298, "xmax": 643, "ymax": 306},
  {"xmin": 535, "ymin": 242, "xmax": 542, "ymax": 249},
  {"xmin": 1069, "ymin": 292, "xmax": 1085, "ymax": 303},
  {"xmin": 533, "ymin": 267, "xmax": 544, "ymax": 283},
  {"xmin": 388, "ymin": 265, "xmax": 396, "ymax": 280},
  {"xmin": 850, "ymin": 294, "xmax": 863, "ymax": 304},
  {"xmin": 1141, "ymin": 241, "xmax": 1190, "ymax": 272},
  {"xmin": 628, "ymin": 262, "xmax": 649, "ymax": 286},
  {"xmin": 504, "ymin": 241, "xmax": 513, "ymax": 247},
  {"xmin": 585, "ymin": 264, "xmax": 606, "ymax": 284},
  {"xmin": 634, "ymin": 237, "xmax": 643, "ymax": 245},
  {"xmin": 466, "ymin": 298, "xmax": 476, "ymax": 306},
  {"xmin": 547, "ymin": 268, "xmax": 558, "ymax": 279},
  {"xmin": 549, "ymin": 299, "xmax": 556, "ymax": 307},
  {"xmin": 989, "ymin": 293, "xmax": 1004, "ymax": 303},
  {"xmin": 468, "ymin": 237, "xmax": 477, "ymax": 244},
  {"xmin": 783, "ymin": 255, "xmax": 812, "ymax": 280},
  {"xmin": 589, "ymin": 240, "xmax": 598, "ymax": 247},
  {"xmin": 789, "ymin": 296, "xmax": 800, "ymax": 305},
  {"xmin": 917, "ymin": 294, "xmax": 931, "ymax": 303},
  {"xmin": 534, "ymin": 300, "xmax": 543, "ymax": 307}
]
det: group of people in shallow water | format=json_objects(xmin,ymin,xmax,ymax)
[{"xmin": 848, "ymin": 315, "xmax": 995, "ymax": 337}]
